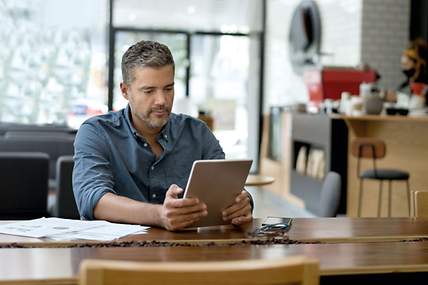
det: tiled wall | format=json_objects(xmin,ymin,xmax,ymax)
[
  {"xmin": 264, "ymin": 0, "xmax": 410, "ymax": 111},
  {"xmin": 361, "ymin": 0, "xmax": 410, "ymax": 89}
]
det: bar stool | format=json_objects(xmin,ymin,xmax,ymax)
[{"xmin": 351, "ymin": 138, "xmax": 411, "ymax": 217}]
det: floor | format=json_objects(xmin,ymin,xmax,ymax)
[{"xmin": 246, "ymin": 186, "xmax": 314, "ymax": 219}]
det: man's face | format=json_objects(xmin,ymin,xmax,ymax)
[{"xmin": 121, "ymin": 65, "xmax": 174, "ymax": 130}]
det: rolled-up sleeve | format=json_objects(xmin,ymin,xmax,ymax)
[{"xmin": 72, "ymin": 123, "xmax": 116, "ymax": 220}]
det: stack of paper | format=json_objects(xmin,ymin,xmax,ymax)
[{"xmin": 0, "ymin": 218, "xmax": 149, "ymax": 241}]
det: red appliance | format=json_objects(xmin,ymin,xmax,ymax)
[{"xmin": 304, "ymin": 67, "xmax": 377, "ymax": 104}]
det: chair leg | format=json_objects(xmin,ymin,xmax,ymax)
[
  {"xmin": 377, "ymin": 180, "xmax": 383, "ymax": 217},
  {"xmin": 406, "ymin": 180, "xmax": 411, "ymax": 216},
  {"xmin": 358, "ymin": 178, "xmax": 364, "ymax": 217},
  {"xmin": 388, "ymin": 180, "xmax": 392, "ymax": 217}
]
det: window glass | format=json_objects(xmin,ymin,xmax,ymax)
[
  {"xmin": 190, "ymin": 35, "xmax": 254, "ymax": 160},
  {"xmin": 114, "ymin": 0, "xmax": 262, "ymax": 33},
  {"xmin": 0, "ymin": 0, "xmax": 108, "ymax": 128}
]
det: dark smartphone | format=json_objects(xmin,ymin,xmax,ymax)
[{"xmin": 261, "ymin": 216, "xmax": 293, "ymax": 229}]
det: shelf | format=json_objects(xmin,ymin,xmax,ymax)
[{"xmin": 290, "ymin": 113, "xmax": 348, "ymax": 215}]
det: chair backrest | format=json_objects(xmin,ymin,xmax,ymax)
[
  {"xmin": 0, "ymin": 135, "xmax": 74, "ymax": 179},
  {"xmin": 351, "ymin": 138, "xmax": 386, "ymax": 159},
  {"xmin": 0, "ymin": 152, "xmax": 49, "ymax": 219},
  {"xmin": 414, "ymin": 191, "xmax": 428, "ymax": 218},
  {"xmin": 0, "ymin": 122, "xmax": 76, "ymax": 136},
  {"xmin": 52, "ymin": 155, "xmax": 80, "ymax": 219},
  {"xmin": 80, "ymin": 257, "xmax": 319, "ymax": 285},
  {"xmin": 317, "ymin": 171, "xmax": 341, "ymax": 217}
]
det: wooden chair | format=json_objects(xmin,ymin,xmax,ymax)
[
  {"xmin": 80, "ymin": 256, "xmax": 319, "ymax": 285},
  {"xmin": 351, "ymin": 138, "xmax": 411, "ymax": 217},
  {"xmin": 414, "ymin": 191, "xmax": 428, "ymax": 218}
]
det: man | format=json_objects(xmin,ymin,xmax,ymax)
[{"xmin": 73, "ymin": 40, "xmax": 253, "ymax": 231}]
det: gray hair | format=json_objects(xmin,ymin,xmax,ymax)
[{"xmin": 121, "ymin": 40, "xmax": 175, "ymax": 84}]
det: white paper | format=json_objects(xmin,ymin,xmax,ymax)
[{"xmin": 0, "ymin": 218, "xmax": 149, "ymax": 240}]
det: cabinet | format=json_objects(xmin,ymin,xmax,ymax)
[{"xmin": 290, "ymin": 113, "xmax": 348, "ymax": 214}]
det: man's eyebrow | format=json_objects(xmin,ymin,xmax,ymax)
[
  {"xmin": 140, "ymin": 86, "xmax": 155, "ymax": 90},
  {"xmin": 164, "ymin": 82, "xmax": 175, "ymax": 88}
]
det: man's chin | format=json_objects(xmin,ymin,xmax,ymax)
[{"xmin": 147, "ymin": 117, "xmax": 169, "ymax": 129}]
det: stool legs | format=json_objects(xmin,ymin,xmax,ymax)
[
  {"xmin": 377, "ymin": 180, "xmax": 383, "ymax": 217},
  {"xmin": 358, "ymin": 178, "xmax": 364, "ymax": 217},
  {"xmin": 388, "ymin": 180, "xmax": 392, "ymax": 217},
  {"xmin": 406, "ymin": 180, "xmax": 411, "ymax": 216},
  {"xmin": 359, "ymin": 178, "xmax": 410, "ymax": 217}
]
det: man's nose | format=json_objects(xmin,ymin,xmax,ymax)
[{"xmin": 153, "ymin": 91, "xmax": 166, "ymax": 105}]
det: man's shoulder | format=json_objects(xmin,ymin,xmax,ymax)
[
  {"xmin": 170, "ymin": 113, "xmax": 205, "ymax": 128},
  {"xmin": 82, "ymin": 110, "xmax": 124, "ymax": 128}
]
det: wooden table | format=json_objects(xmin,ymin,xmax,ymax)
[
  {"xmin": 244, "ymin": 174, "xmax": 275, "ymax": 186},
  {"xmin": 2, "ymin": 218, "xmax": 428, "ymax": 246},
  {"xmin": 1, "ymin": 218, "xmax": 428, "ymax": 284}
]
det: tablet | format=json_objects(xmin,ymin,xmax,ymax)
[{"xmin": 183, "ymin": 159, "xmax": 252, "ymax": 228}]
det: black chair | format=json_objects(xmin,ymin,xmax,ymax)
[
  {"xmin": 351, "ymin": 138, "xmax": 411, "ymax": 217},
  {"xmin": 50, "ymin": 156, "xmax": 80, "ymax": 219},
  {"xmin": 0, "ymin": 152, "xmax": 49, "ymax": 219},
  {"xmin": 0, "ymin": 135, "xmax": 74, "ymax": 181},
  {"xmin": 317, "ymin": 172, "xmax": 341, "ymax": 217}
]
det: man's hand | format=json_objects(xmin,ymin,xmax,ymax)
[
  {"xmin": 222, "ymin": 190, "xmax": 253, "ymax": 225},
  {"xmin": 159, "ymin": 184, "xmax": 207, "ymax": 231}
]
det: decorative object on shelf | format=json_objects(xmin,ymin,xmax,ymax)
[
  {"xmin": 296, "ymin": 146, "xmax": 307, "ymax": 175},
  {"xmin": 306, "ymin": 148, "xmax": 325, "ymax": 180},
  {"xmin": 363, "ymin": 93, "xmax": 383, "ymax": 115}
]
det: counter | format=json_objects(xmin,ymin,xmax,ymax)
[{"xmin": 339, "ymin": 114, "xmax": 428, "ymax": 216}]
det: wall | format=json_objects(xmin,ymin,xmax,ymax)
[
  {"xmin": 264, "ymin": 0, "xmax": 410, "ymax": 112},
  {"xmin": 361, "ymin": 0, "xmax": 410, "ymax": 90}
]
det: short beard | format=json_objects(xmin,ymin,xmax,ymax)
[{"xmin": 142, "ymin": 108, "xmax": 170, "ymax": 129}]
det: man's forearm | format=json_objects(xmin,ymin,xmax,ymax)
[{"xmin": 94, "ymin": 192, "xmax": 162, "ymax": 226}]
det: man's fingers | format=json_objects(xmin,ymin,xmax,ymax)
[
  {"xmin": 165, "ymin": 203, "xmax": 207, "ymax": 217},
  {"xmin": 222, "ymin": 195, "xmax": 250, "ymax": 217},
  {"xmin": 167, "ymin": 197, "xmax": 201, "ymax": 208},
  {"xmin": 168, "ymin": 217, "xmax": 201, "ymax": 231},
  {"xmin": 223, "ymin": 204, "xmax": 252, "ymax": 221},
  {"xmin": 166, "ymin": 211, "xmax": 208, "ymax": 231},
  {"xmin": 235, "ymin": 190, "xmax": 249, "ymax": 203},
  {"xmin": 166, "ymin": 184, "xmax": 183, "ymax": 198},
  {"xmin": 231, "ymin": 213, "xmax": 252, "ymax": 225}
]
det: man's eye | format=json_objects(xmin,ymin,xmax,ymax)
[{"xmin": 143, "ymin": 90, "xmax": 154, "ymax": 94}]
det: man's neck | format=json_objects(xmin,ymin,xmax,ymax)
[{"xmin": 136, "ymin": 123, "xmax": 162, "ymax": 143}]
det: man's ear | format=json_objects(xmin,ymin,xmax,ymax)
[{"xmin": 120, "ymin": 82, "xmax": 129, "ymax": 100}]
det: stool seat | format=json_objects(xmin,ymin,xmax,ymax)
[{"xmin": 361, "ymin": 169, "xmax": 410, "ymax": 180}]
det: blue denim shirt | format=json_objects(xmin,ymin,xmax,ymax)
[{"xmin": 72, "ymin": 106, "xmax": 225, "ymax": 220}]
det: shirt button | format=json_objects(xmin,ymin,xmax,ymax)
[
  {"xmin": 152, "ymin": 193, "xmax": 157, "ymax": 198},
  {"xmin": 143, "ymin": 143, "xmax": 148, "ymax": 147},
  {"xmin": 164, "ymin": 134, "xmax": 168, "ymax": 139},
  {"xmin": 151, "ymin": 166, "xmax": 155, "ymax": 170}
]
